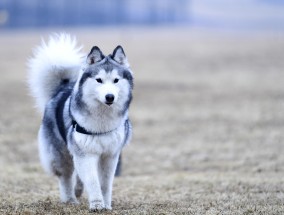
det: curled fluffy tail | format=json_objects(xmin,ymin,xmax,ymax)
[{"xmin": 28, "ymin": 33, "xmax": 84, "ymax": 113}]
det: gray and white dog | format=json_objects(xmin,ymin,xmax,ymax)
[{"xmin": 28, "ymin": 34, "xmax": 133, "ymax": 211}]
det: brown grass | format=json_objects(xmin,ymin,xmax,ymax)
[{"xmin": 0, "ymin": 28, "xmax": 284, "ymax": 214}]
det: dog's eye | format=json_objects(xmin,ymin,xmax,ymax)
[
  {"xmin": 113, "ymin": 78, "xmax": 119, "ymax": 83},
  {"xmin": 96, "ymin": 78, "xmax": 103, "ymax": 84}
]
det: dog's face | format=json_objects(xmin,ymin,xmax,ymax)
[{"xmin": 74, "ymin": 46, "xmax": 133, "ymax": 114}]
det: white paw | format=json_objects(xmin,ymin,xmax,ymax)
[
  {"xmin": 105, "ymin": 205, "xmax": 112, "ymax": 210},
  {"xmin": 104, "ymin": 201, "xmax": 112, "ymax": 210},
  {"xmin": 89, "ymin": 200, "xmax": 105, "ymax": 212},
  {"xmin": 62, "ymin": 198, "xmax": 79, "ymax": 205}
]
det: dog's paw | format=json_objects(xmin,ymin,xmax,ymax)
[
  {"xmin": 104, "ymin": 202, "xmax": 112, "ymax": 210},
  {"xmin": 89, "ymin": 200, "xmax": 105, "ymax": 212},
  {"xmin": 62, "ymin": 198, "xmax": 79, "ymax": 205},
  {"xmin": 105, "ymin": 205, "xmax": 112, "ymax": 210}
]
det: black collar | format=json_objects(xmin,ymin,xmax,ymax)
[{"xmin": 72, "ymin": 120, "xmax": 116, "ymax": 136}]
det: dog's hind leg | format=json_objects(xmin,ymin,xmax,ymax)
[
  {"xmin": 53, "ymin": 149, "xmax": 78, "ymax": 204},
  {"xmin": 75, "ymin": 175, "xmax": 84, "ymax": 198},
  {"xmin": 58, "ymin": 171, "xmax": 78, "ymax": 204},
  {"xmin": 56, "ymin": 149, "xmax": 78, "ymax": 204},
  {"xmin": 38, "ymin": 126, "xmax": 78, "ymax": 204}
]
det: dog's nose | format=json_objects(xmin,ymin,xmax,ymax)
[{"xmin": 105, "ymin": 94, "xmax": 114, "ymax": 103}]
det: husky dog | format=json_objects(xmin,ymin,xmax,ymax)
[{"xmin": 28, "ymin": 34, "xmax": 133, "ymax": 211}]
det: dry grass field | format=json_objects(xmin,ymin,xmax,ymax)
[{"xmin": 0, "ymin": 28, "xmax": 284, "ymax": 214}]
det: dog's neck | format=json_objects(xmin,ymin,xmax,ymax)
[{"xmin": 70, "ymin": 99, "xmax": 127, "ymax": 134}]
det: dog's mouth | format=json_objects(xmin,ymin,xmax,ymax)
[{"xmin": 105, "ymin": 102, "xmax": 113, "ymax": 106}]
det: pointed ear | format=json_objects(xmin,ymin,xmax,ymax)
[
  {"xmin": 112, "ymin": 45, "xmax": 129, "ymax": 67},
  {"xmin": 86, "ymin": 46, "xmax": 104, "ymax": 65}
]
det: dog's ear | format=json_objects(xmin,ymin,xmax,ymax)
[
  {"xmin": 112, "ymin": 45, "xmax": 129, "ymax": 67},
  {"xmin": 87, "ymin": 46, "xmax": 105, "ymax": 65}
]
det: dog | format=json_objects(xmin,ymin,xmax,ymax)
[{"xmin": 28, "ymin": 34, "xmax": 133, "ymax": 211}]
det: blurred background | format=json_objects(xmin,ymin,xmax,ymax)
[
  {"xmin": 0, "ymin": 0, "xmax": 284, "ymax": 30},
  {"xmin": 0, "ymin": 0, "xmax": 284, "ymax": 214}
]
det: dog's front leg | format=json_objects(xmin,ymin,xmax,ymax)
[
  {"xmin": 74, "ymin": 155, "xmax": 105, "ymax": 211},
  {"xmin": 99, "ymin": 153, "xmax": 120, "ymax": 209}
]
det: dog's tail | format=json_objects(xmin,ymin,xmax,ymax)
[{"xmin": 28, "ymin": 33, "xmax": 84, "ymax": 113}]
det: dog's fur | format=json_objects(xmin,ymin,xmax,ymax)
[{"xmin": 28, "ymin": 34, "xmax": 133, "ymax": 211}]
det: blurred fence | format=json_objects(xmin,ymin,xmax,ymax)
[
  {"xmin": 0, "ymin": 0, "xmax": 190, "ymax": 28},
  {"xmin": 0, "ymin": 0, "xmax": 283, "ymax": 30}
]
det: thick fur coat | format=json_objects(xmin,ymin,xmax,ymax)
[{"xmin": 28, "ymin": 34, "xmax": 133, "ymax": 211}]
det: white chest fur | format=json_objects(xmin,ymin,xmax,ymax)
[{"xmin": 71, "ymin": 122, "xmax": 125, "ymax": 156}]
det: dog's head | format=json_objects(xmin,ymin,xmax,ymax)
[{"xmin": 73, "ymin": 46, "xmax": 133, "ymax": 115}]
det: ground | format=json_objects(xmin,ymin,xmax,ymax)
[{"xmin": 0, "ymin": 28, "xmax": 284, "ymax": 214}]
